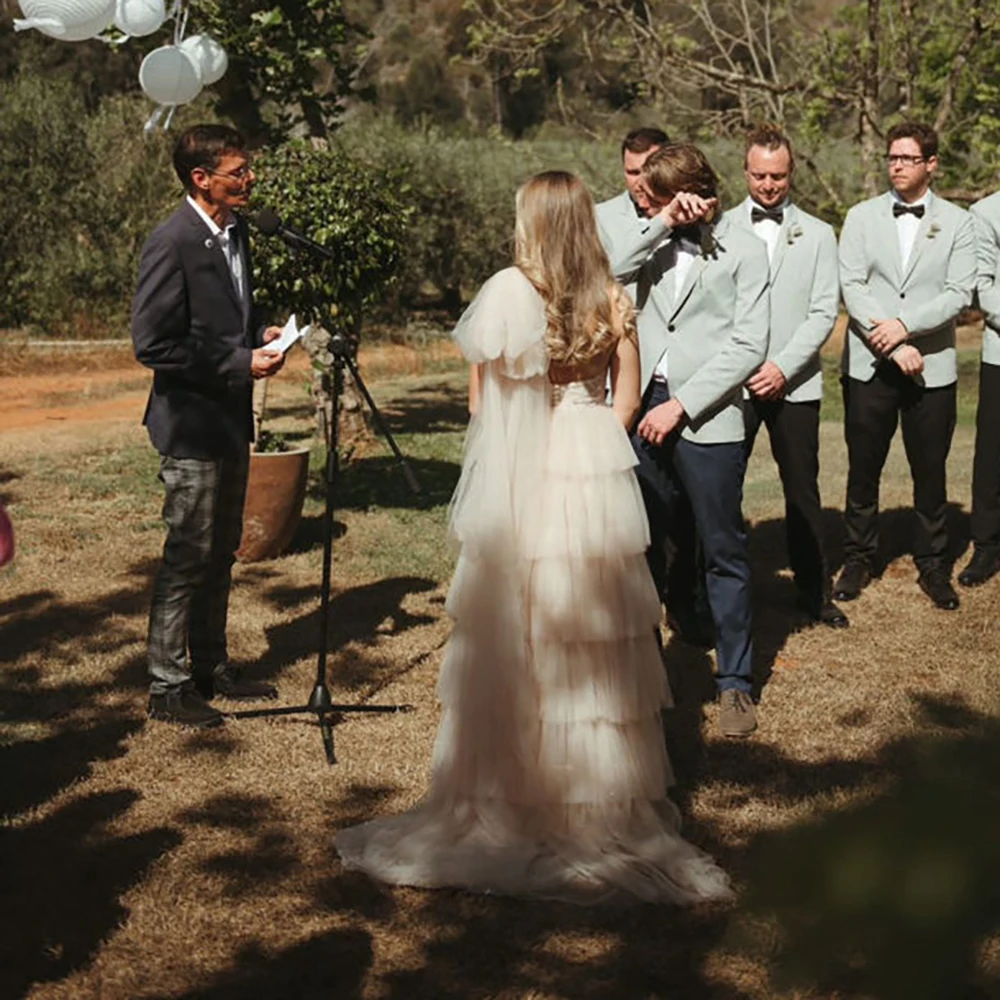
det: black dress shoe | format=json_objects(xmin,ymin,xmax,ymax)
[
  {"xmin": 148, "ymin": 689, "xmax": 223, "ymax": 729},
  {"xmin": 918, "ymin": 571, "xmax": 960, "ymax": 610},
  {"xmin": 195, "ymin": 670, "xmax": 279, "ymax": 702},
  {"xmin": 832, "ymin": 562, "xmax": 872, "ymax": 602},
  {"xmin": 958, "ymin": 548, "xmax": 1000, "ymax": 588},
  {"xmin": 798, "ymin": 594, "xmax": 850, "ymax": 628}
]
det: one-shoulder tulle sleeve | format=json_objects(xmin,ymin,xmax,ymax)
[{"xmin": 452, "ymin": 267, "xmax": 548, "ymax": 379}]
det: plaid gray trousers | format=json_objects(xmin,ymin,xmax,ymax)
[{"xmin": 147, "ymin": 450, "xmax": 249, "ymax": 695}]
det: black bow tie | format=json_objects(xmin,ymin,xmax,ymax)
[
  {"xmin": 893, "ymin": 203, "xmax": 925, "ymax": 218},
  {"xmin": 751, "ymin": 206, "xmax": 783, "ymax": 225}
]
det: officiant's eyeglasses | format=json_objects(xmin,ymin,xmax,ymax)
[
  {"xmin": 204, "ymin": 162, "xmax": 255, "ymax": 182},
  {"xmin": 885, "ymin": 155, "xmax": 927, "ymax": 166}
]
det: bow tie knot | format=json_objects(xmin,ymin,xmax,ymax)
[
  {"xmin": 751, "ymin": 205, "xmax": 783, "ymax": 225},
  {"xmin": 893, "ymin": 203, "xmax": 925, "ymax": 219}
]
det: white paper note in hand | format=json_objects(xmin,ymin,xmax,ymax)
[{"xmin": 268, "ymin": 314, "xmax": 311, "ymax": 355}]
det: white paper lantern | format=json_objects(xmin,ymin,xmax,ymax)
[
  {"xmin": 139, "ymin": 45, "xmax": 203, "ymax": 106},
  {"xmin": 114, "ymin": 0, "xmax": 165, "ymax": 37},
  {"xmin": 14, "ymin": 0, "xmax": 116, "ymax": 40},
  {"xmin": 180, "ymin": 34, "xmax": 229, "ymax": 86}
]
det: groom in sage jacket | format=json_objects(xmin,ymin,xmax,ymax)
[{"xmin": 615, "ymin": 143, "xmax": 770, "ymax": 738}]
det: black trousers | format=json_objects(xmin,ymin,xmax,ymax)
[
  {"xmin": 842, "ymin": 367, "xmax": 956, "ymax": 575},
  {"xmin": 970, "ymin": 362, "xmax": 1000, "ymax": 554},
  {"xmin": 745, "ymin": 396, "xmax": 828, "ymax": 604}
]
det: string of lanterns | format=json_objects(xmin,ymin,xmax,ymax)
[{"xmin": 13, "ymin": 0, "xmax": 229, "ymax": 130}]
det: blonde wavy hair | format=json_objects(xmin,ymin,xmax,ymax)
[{"xmin": 514, "ymin": 171, "xmax": 633, "ymax": 365}]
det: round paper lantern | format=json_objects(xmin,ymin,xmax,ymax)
[
  {"xmin": 180, "ymin": 34, "xmax": 228, "ymax": 86},
  {"xmin": 139, "ymin": 45, "xmax": 203, "ymax": 106},
  {"xmin": 14, "ymin": 0, "xmax": 115, "ymax": 40},
  {"xmin": 114, "ymin": 0, "xmax": 164, "ymax": 37}
]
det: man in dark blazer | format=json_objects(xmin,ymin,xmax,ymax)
[{"xmin": 132, "ymin": 123, "xmax": 285, "ymax": 728}]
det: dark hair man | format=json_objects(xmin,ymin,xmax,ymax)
[
  {"xmin": 624, "ymin": 143, "xmax": 770, "ymax": 738},
  {"xmin": 132, "ymin": 123, "xmax": 286, "ymax": 728},
  {"xmin": 595, "ymin": 127, "xmax": 669, "ymax": 272},
  {"xmin": 835, "ymin": 121, "xmax": 977, "ymax": 610},
  {"xmin": 725, "ymin": 125, "xmax": 846, "ymax": 628}
]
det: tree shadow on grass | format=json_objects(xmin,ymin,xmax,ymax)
[
  {"xmin": 378, "ymin": 379, "xmax": 469, "ymax": 436},
  {"xmin": 0, "ymin": 789, "xmax": 181, "ymax": 1000},
  {"xmin": 154, "ymin": 931, "xmax": 374, "ymax": 1000},
  {"xmin": 305, "ymin": 455, "xmax": 461, "ymax": 512},
  {"xmin": 742, "ymin": 502, "xmax": 971, "ymax": 694},
  {"xmin": 306, "ymin": 695, "xmax": 999, "ymax": 1000},
  {"xmin": 256, "ymin": 576, "xmax": 439, "ymax": 686}
]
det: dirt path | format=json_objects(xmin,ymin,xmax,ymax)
[{"xmin": 0, "ymin": 342, "xmax": 464, "ymax": 435}]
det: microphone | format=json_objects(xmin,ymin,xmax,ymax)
[{"xmin": 249, "ymin": 208, "xmax": 336, "ymax": 261}]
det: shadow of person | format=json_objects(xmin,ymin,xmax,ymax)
[{"xmin": 0, "ymin": 789, "xmax": 181, "ymax": 1000}]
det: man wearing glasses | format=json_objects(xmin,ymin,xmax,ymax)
[
  {"xmin": 132, "ymin": 124, "xmax": 285, "ymax": 728},
  {"xmin": 835, "ymin": 121, "xmax": 977, "ymax": 610}
]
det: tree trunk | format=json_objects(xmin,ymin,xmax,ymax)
[{"xmin": 860, "ymin": 0, "xmax": 882, "ymax": 198}]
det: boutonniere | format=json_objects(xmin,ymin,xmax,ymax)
[
  {"xmin": 699, "ymin": 226, "xmax": 720, "ymax": 260},
  {"xmin": 204, "ymin": 238, "xmax": 215, "ymax": 250},
  {"xmin": 927, "ymin": 223, "xmax": 941, "ymax": 239},
  {"xmin": 786, "ymin": 224, "xmax": 804, "ymax": 245}
]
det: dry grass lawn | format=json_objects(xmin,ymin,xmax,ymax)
[{"xmin": 2, "ymin": 339, "xmax": 999, "ymax": 1000}]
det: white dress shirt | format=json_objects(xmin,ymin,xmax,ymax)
[
  {"xmin": 187, "ymin": 195, "xmax": 246, "ymax": 303},
  {"xmin": 652, "ymin": 234, "xmax": 699, "ymax": 383},
  {"xmin": 748, "ymin": 199, "xmax": 788, "ymax": 263},
  {"xmin": 891, "ymin": 189, "xmax": 931, "ymax": 270}
]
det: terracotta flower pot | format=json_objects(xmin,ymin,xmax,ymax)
[{"xmin": 237, "ymin": 447, "xmax": 310, "ymax": 562}]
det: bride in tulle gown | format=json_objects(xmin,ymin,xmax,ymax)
[{"xmin": 335, "ymin": 171, "xmax": 731, "ymax": 905}]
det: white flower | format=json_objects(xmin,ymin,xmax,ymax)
[{"xmin": 786, "ymin": 225, "xmax": 804, "ymax": 245}]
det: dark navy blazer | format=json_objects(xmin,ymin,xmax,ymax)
[{"xmin": 131, "ymin": 201, "xmax": 265, "ymax": 459}]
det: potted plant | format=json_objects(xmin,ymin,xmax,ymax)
[
  {"xmin": 236, "ymin": 376, "xmax": 311, "ymax": 562},
  {"xmin": 236, "ymin": 141, "xmax": 410, "ymax": 560}
]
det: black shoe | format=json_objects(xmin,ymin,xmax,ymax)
[
  {"xmin": 666, "ymin": 607, "xmax": 715, "ymax": 649},
  {"xmin": 918, "ymin": 571, "xmax": 960, "ymax": 610},
  {"xmin": 798, "ymin": 593, "xmax": 850, "ymax": 628},
  {"xmin": 195, "ymin": 669, "xmax": 278, "ymax": 702},
  {"xmin": 832, "ymin": 562, "xmax": 872, "ymax": 602},
  {"xmin": 958, "ymin": 548, "xmax": 1000, "ymax": 588},
  {"xmin": 148, "ymin": 688, "xmax": 223, "ymax": 729}
]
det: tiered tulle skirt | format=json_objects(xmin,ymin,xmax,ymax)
[{"xmin": 335, "ymin": 387, "xmax": 731, "ymax": 904}]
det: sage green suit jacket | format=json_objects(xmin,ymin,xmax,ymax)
[
  {"xmin": 971, "ymin": 190, "xmax": 1000, "ymax": 367},
  {"xmin": 624, "ymin": 214, "xmax": 770, "ymax": 444},
  {"xmin": 725, "ymin": 199, "xmax": 838, "ymax": 403},
  {"xmin": 839, "ymin": 190, "xmax": 977, "ymax": 388}
]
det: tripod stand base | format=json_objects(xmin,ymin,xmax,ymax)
[{"xmin": 222, "ymin": 699, "xmax": 413, "ymax": 764}]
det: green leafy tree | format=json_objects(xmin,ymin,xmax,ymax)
[
  {"xmin": 190, "ymin": 0, "xmax": 365, "ymax": 144},
  {"xmin": 249, "ymin": 141, "xmax": 412, "ymax": 442}
]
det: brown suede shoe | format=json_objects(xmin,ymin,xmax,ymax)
[{"xmin": 719, "ymin": 689, "xmax": 757, "ymax": 738}]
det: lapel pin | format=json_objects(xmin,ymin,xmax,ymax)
[{"xmin": 204, "ymin": 238, "xmax": 214, "ymax": 249}]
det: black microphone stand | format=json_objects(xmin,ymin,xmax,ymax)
[{"xmin": 228, "ymin": 226, "xmax": 418, "ymax": 764}]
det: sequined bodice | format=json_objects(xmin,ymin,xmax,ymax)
[{"xmin": 549, "ymin": 373, "xmax": 607, "ymax": 409}]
